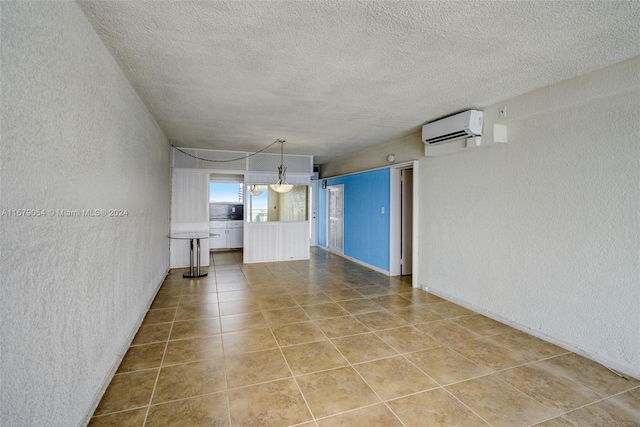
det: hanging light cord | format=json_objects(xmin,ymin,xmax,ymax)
[{"xmin": 170, "ymin": 139, "xmax": 284, "ymax": 163}]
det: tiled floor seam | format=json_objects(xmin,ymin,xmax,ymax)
[
  {"xmin": 142, "ymin": 299, "xmax": 179, "ymax": 426},
  {"xmin": 306, "ymin": 311, "xmax": 411, "ymax": 425},
  {"xmin": 275, "ymin": 342, "xmax": 318, "ymax": 424},
  {"xmin": 440, "ymin": 385, "xmax": 495, "ymax": 427},
  {"xmin": 212, "ymin": 265, "xmax": 235, "ymax": 427}
]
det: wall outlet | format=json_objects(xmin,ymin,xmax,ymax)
[{"xmin": 499, "ymin": 106, "xmax": 507, "ymax": 119}]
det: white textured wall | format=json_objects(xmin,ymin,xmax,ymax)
[
  {"xmin": 419, "ymin": 56, "xmax": 640, "ymax": 377},
  {"xmin": 320, "ymin": 132, "xmax": 424, "ymax": 177},
  {"xmin": 1, "ymin": 3, "xmax": 171, "ymax": 426}
]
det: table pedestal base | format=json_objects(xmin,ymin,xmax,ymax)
[{"xmin": 182, "ymin": 237, "xmax": 208, "ymax": 278}]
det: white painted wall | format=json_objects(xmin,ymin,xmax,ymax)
[
  {"xmin": 1, "ymin": 3, "xmax": 171, "ymax": 426},
  {"xmin": 169, "ymin": 170, "xmax": 210, "ymax": 268},
  {"xmin": 320, "ymin": 132, "xmax": 424, "ymax": 177},
  {"xmin": 418, "ymin": 56, "xmax": 640, "ymax": 377}
]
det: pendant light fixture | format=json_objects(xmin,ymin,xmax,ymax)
[
  {"xmin": 270, "ymin": 139, "xmax": 293, "ymax": 193},
  {"xmin": 248, "ymin": 185, "xmax": 263, "ymax": 196}
]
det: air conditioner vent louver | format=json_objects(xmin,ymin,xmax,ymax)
[
  {"xmin": 423, "ymin": 130, "xmax": 473, "ymax": 145},
  {"xmin": 422, "ymin": 110, "xmax": 483, "ymax": 146}
]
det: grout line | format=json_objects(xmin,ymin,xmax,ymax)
[
  {"xmin": 142, "ymin": 282, "xmax": 181, "ymax": 426},
  {"xmin": 101, "ymin": 249, "xmax": 635, "ymax": 426}
]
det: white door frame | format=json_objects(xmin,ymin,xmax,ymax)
[
  {"xmin": 389, "ymin": 161, "xmax": 419, "ymax": 287},
  {"xmin": 310, "ymin": 181, "xmax": 318, "ymax": 247},
  {"xmin": 326, "ymin": 184, "xmax": 344, "ymax": 254}
]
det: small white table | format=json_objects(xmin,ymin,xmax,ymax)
[{"xmin": 168, "ymin": 232, "xmax": 210, "ymax": 278}]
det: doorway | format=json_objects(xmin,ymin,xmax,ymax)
[
  {"xmin": 390, "ymin": 163, "xmax": 418, "ymax": 284},
  {"xmin": 326, "ymin": 185, "xmax": 344, "ymax": 254},
  {"xmin": 400, "ymin": 168, "xmax": 413, "ymax": 275}
]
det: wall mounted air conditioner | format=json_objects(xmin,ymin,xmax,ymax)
[{"xmin": 422, "ymin": 110, "xmax": 483, "ymax": 145}]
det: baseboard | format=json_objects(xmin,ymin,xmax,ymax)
[
  {"xmin": 81, "ymin": 266, "xmax": 169, "ymax": 426},
  {"xmin": 420, "ymin": 285, "xmax": 640, "ymax": 381},
  {"xmin": 318, "ymin": 246, "xmax": 390, "ymax": 276}
]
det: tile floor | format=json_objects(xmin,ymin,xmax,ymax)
[{"xmin": 89, "ymin": 248, "xmax": 640, "ymax": 426}]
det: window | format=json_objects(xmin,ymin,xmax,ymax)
[
  {"xmin": 209, "ymin": 182, "xmax": 243, "ymax": 203},
  {"xmin": 246, "ymin": 184, "xmax": 309, "ymax": 222}
]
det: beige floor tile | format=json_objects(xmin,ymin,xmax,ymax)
[
  {"xmin": 296, "ymin": 367, "xmax": 380, "ymax": 418},
  {"xmin": 152, "ymin": 358, "xmax": 226, "ymax": 404},
  {"xmin": 337, "ymin": 298, "xmax": 383, "ymax": 315},
  {"xmin": 369, "ymin": 295, "xmax": 414, "ymax": 310},
  {"xmin": 375, "ymin": 326, "xmax": 441, "ymax": 353},
  {"xmin": 398, "ymin": 289, "xmax": 445, "ymax": 305},
  {"xmin": 175, "ymin": 302, "xmax": 219, "ymax": 321},
  {"xmin": 150, "ymin": 295, "xmax": 180, "ymax": 309},
  {"xmin": 163, "ymin": 335, "xmax": 224, "ymax": 365},
  {"xmin": 216, "ymin": 289, "xmax": 254, "ymax": 302},
  {"xmin": 387, "ymin": 388, "xmax": 489, "ymax": 427},
  {"xmin": 531, "ymin": 417, "xmax": 578, "ymax": 427},
  {"xmin": 564, "ymin": 398, "xmax": 640, "ymax": 426},
  {"xmin": 94, "ymin": 254, "xmax": 635, "ymax": 425},
  {"xmin": 323, "ymin": 289, "xmax": 365, "ymax": 302},
  {"xmin": 219, "ymin": 311, "xmax": 268, "ymax": 333},
  {"xmin": 406, "ymin": 347, "xmax": 490, "ymax": 385},
  {"xmin": 387, "ymin": 306, "xmax": 442, "ymax": 324},
  {"xmin": 414, "ymin": 319, "xmax": 481, "ymax": 345},
  {"xmin": 131, "ymin": 322, "xmax": 172, "ymax": 345},
  {"xmin": 216, "ymin": 281, "xmax": 250, "ymax": 292},
  {"xmin": 250, "ymin": 285, "xmax": 289, "ymax": 296},
  {"xmin": 538, "ymin": 353, "xmax": 640, "ymax": 396},
  {"xmin": 170, "ymin": 318, "xmax": 221, "ymax": 340},
  {"xmin": 180, "ymin": 283, "xmax": 217, "ymax": 296},
  {"xmin": 142, "ymin": 308, "xmax": 176, "ymax": 326},
  {"xmin": 353, "ymin": 286, "xmax": 394, "ymax": 297},
  {"xmin": 426, "ymin": 301, "xmax": 477, "ymax": 319},
  {"xmin": 222, "ymin": 327, "xmax": 278, "ymax": 355},
  {"xmin": 453, "ymin": 315, "xmax": 514, "ymax": 336},
  {"xmin": 452, "ymin": 338, "xmax": 531, "ymax": 370},
  {"xmin": 302, "ymin": 302, "xmax": 350, "ymax": 320},
  {"xmin": 216, "ymin": 276, "xmax": 248, "ymax": 287},
  {"xmin": 179, "ymin": 293, "xmax": 218, "ymax": 304},
  {"xmin": 225, "ymin": 348, "xmax": 291, "ymax": 388},
  {"xmin": 487, "ymin": 329, "xmax": 567, "ymax": 361},
  {"xmin": 316, "ymin": 403, "xmax": 404, "ymax": 427},
  {"xmin": 271, "ymin": 321, "xmax": 327, "ymax": 346},
  {"xmin": 281, "ymin": 340, "xmax": 349, "ymax": 375},
  {"xmin": 94, "ymin": 369, "xmax": 158, "ymax": 415},
  {"xmin": 228, "ymin": 378, "xmax": 312, "ymax": 426},
  {"xmin": 262, "ymin": 306, "xmax": 311, "ymax": 326},
  {"xmin": 354, "ymin": 355, "xmax": 439, "ymax": 400},
  {"xmin": 145, "ymin": 392, "xmax": 229, "ymax": 427},
  {"xmin": 447, "ymin": 375, "xmax": 561, "ymax": 427},
  {"xmin": 331, "ymin": 333, "xmax": 398, "ymax": 364},
  {"xmin": 117, "ymin": 342, "xmax": 166, "ymax": 373},
  {"xmin": 292, "ymin": 292, "xmax": 334, "ymax": 305},
  {"xmin": 314, "ymin": 315, "xmax": 370, "ymax": 338},
  {"xmin": 155, "ymin": 288, "xmax": 184, "ymax": 299},
  {"xmin": 88, "ymin": 408, "xmax": 147, "ymax": 427},
  {"xmin": 354, "ymin": 311, "xmax": 408, "ymax": 331},
  {"xmin": 256, "ymin": 294, "xmax": 298, "ymax": 310},
  {"xmin": 498, "ymin": 363, "xmax": 602, "ymax": 412},
  {"xmin": 613, "ymin": 386, "xmax": 640, "ymax": 411},
  {"xmin": 315, "ymin": 282, "xmax": 350, "ymax": 292},
  {"xmin": 218, "ymin": 299, "xmax": 260, "ymax": 316}
]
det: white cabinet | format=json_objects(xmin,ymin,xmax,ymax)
[
  {"xmin": 227, "ymin": 228, "xmax": 243, "ymax": 248},
  {"xmin": 209, "ymin": 220, "xmax": 243, "ymax": 249},
  {"xmin": 209, "ymin": 228, "xmax": 226, "ymax": 249},
  {"xmin": 244, "ymin": 221, "xmax": 309, "ymax": 263}
]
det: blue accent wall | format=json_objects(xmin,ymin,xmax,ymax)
[{"xmin": 318, "ymin": 169, "xmax": 390, "ymax": 271}]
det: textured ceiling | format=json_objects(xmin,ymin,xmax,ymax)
[{"xmin": 78, "ymin": 1, "xmax": 640, "ymax": 164}]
